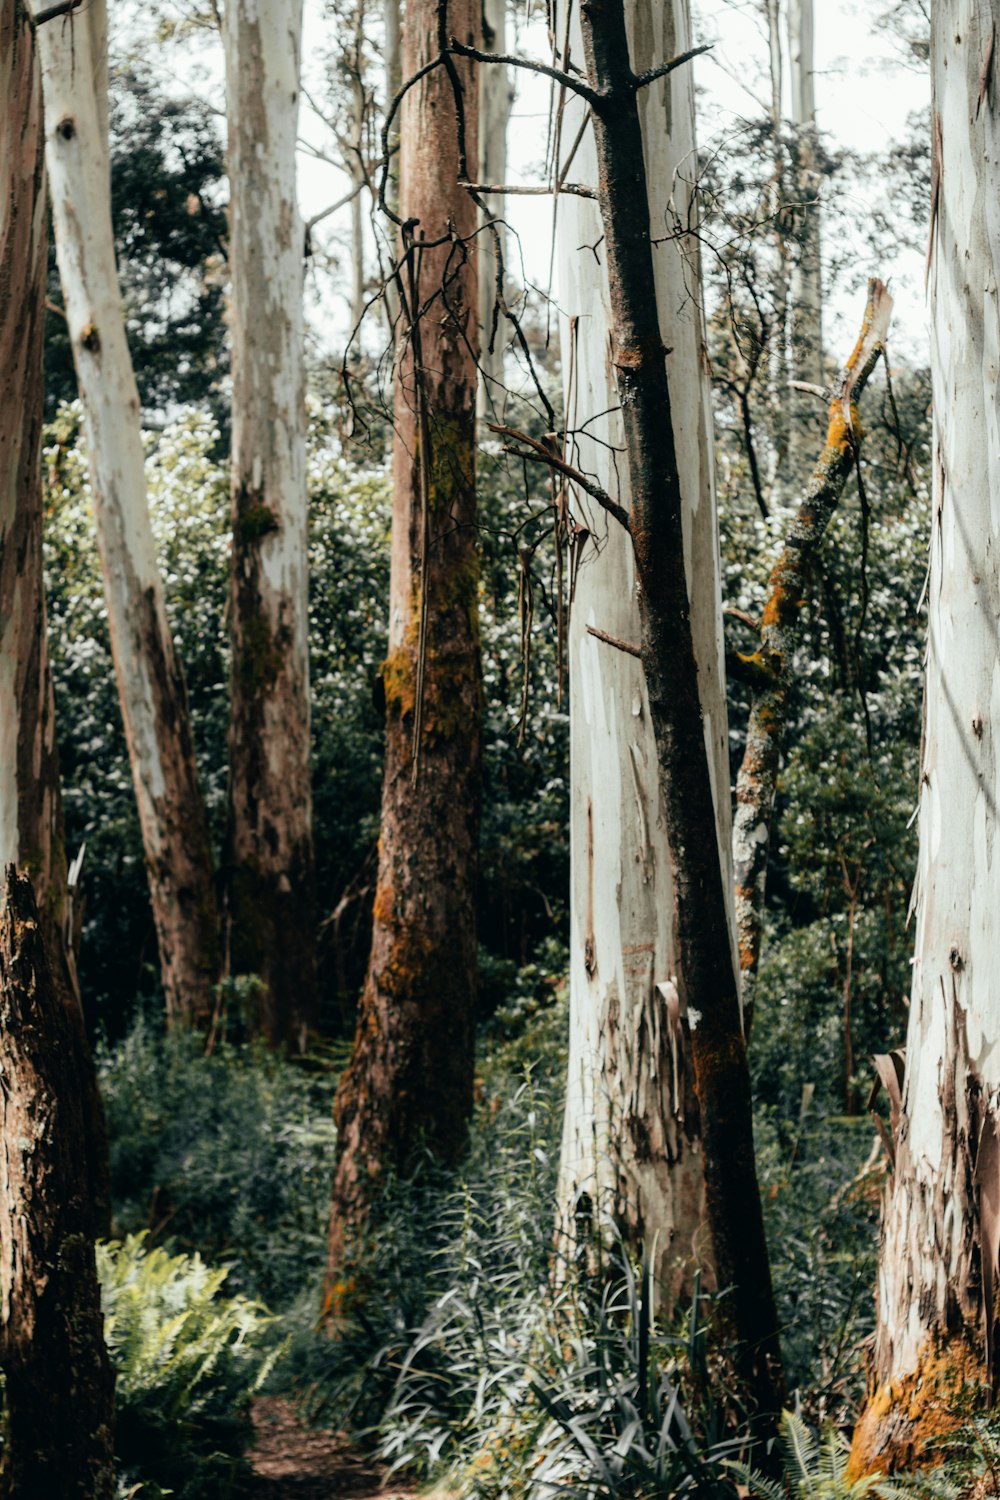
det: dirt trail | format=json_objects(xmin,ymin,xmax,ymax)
[{"xmin": 248, "ymin": 1397, "xmax": 417, "ymax": 1500}]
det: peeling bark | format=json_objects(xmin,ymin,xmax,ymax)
[
  {"xmin": 1, "ymin": 0, "xmax": 109, "ymax": 1231},
  {"xmin": 554, "ymin": 0, "xmax": 730, "ymax": 1300},
  {"xmin": 733, "ymin": 280, "xmax": 891, "ymax": 1033},
  {"xmin": 31, "ymin": 0, "xmax": 221, "ymax": 1027},
  {"xmin": 0, "ymin": 867, "xmax": 115, "ymax": 1500},
  {"xmin": 566, "ymin": 0, "xmax": 785, "ymax": 1423},
  {"xmin": 850, "ymin": 2, "xmax": 1000, "ymax": 1473},
  {"xmin": 327, "ymin": 0, "xmax": 481, "ymax": 1287},
  {"xmin": 224, "ymin": 0, "xmax": 317, "ymax": 1049}
]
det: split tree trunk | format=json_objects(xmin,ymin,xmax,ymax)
[
  {"xmin": 570, "ymin": 0, "xmax": 785, "ymax": 1424},
  {"xmin": 850, "ymin": 4, "xmax": 1000, "ymax": 1474},
  {"xmin": 0, "ymin": 868, "xmax": 115, "ymax": 1500},
  {"xmin": 327, "ymin": 0, "xmax": 481, "ymax": 1284},
  {"xmin": 554, "ymin": 0, "xmax": 731, "ymax": 1299},
  {"xmin": 223, "ymin": 0, "xmax": 317, "ymax": 1048},
  {"xmin": 477, "ymin": 0, "xmax": 513, "ymax": 417},
  {"xmin": 31, "ymin": 0, "xmax": 221, "ymax": 1027}
]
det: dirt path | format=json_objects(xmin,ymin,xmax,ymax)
[{"xmin": 248, "ymin": 1397, "xmax": 417, "ymax": 1500}]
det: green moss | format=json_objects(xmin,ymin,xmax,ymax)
[
  {"xmin": 237, "ymin": 614, "xmax": 284, "ymax": 693},
  {"xmin": 237, "ymin": 502, "xmax": 280, "ymax": 543}
]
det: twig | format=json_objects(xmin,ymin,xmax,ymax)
[
  {"xmin": 488, "ymin": 423, "xmax": 631, "ymax": 532},
  {"xmin": 460, "ymin": 180, "xmax": 596, "ymax": 199},
  {"xmin": 447, "ymin": 37, "xmax": 602, "ymax": 108},
  {"xmin": 631, "ymin": 44, "xmax": 712, "ymax": 91},
  {"xmin": 586, "ymin": 625, "xmax": 641, "ymax": 659}
]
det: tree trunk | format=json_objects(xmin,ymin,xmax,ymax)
[
  {"xmin": 849, "ymin": 4, "xmax": 1000, "ymax": 1474},
  {"xmin": 786, "ymin": 0, "xmax": 823, "ymax": 475},
  {"xmin": 765, "ymin": 0, "xmax": 790, "ymax": 504},
  {"xmin": 31, "ymin": 0, "xmax": 221, "ymax": 1028},
  {"xmin": 572, "ymin": 0, "xmax": 785, "ymax": 1424},
  {"xmin": 0, "ymin": 867, "xmax": 115, "ymax": 1500},
  {"xmin": 223, "ymin": 0, "xmax": 317, "ymax": 1049},
  {"xmin": 477, "ymin": 0, "xmax": 513, "ymax": 417},
  {"xmin": 327, "ymin": 0, "xmax": 481, "ymax": 1285},
  {"xmin": 554, "ymin": 0, "xmax": 730, "ymax": 1301},
  {"xmin": 733, "ymin": 282, "xmax": 891, "ymax": 1033}
]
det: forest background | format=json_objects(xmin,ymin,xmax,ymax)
[{"xmin": 0, "ymin": 0, "xmax": 966, "ymax": 1495}]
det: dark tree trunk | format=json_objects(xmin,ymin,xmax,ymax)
[
  {"xmin": 326, "ymin": 0, "xmax": 481, "ymax": 1286},
  {"xmin": 1, "ymin": 0, "xmax": 110, "ymax": 1234},
  {"xmin": 0, "ymin": 868, "xmax": 115, "ymax": 1500},
  {"xmin": 576, "ymin": 0, "xmax": 785, "ymax": 1426}
]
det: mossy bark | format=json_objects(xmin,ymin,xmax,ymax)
[
  {"xmin": 223, "ymin": 0, "xmax": 317, "ymax": 1049},
  {"xmin": 0, "ymin": 868, "xmax": 115, "ymax": 1500},
  {"xmin": 0, "ymin": 0, "xmax": 109, "ymax": 1234},
  {"xmin": 326, "ymin": 0, "xmax": 481, "ymax": 1285}
]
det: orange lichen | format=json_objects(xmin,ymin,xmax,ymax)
[{"xmin": 847, "ymin": 1336, "xmax": 985, "ymax": 1479}]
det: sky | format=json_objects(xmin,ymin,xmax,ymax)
[{"xmin": 117, "ymin": 0, "xmax": 932, "ymax": 368}]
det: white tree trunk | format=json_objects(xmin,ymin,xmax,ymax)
[
  {"xmin": 555, "ymin": 0, "xmax": 734, "ymax": 1296},
  {"xmin": 31, "ymin": 0, "xmax": 220, "ymax": 1025},
  {"xmin": 786, "ymin": 0, "xmax": 823, "ymax": 472},
  {"xmin": 850, "ymin": 1, "xmax": 1000, "ymax": 1474},
  {"xmin": 223, "ymin": 0, "xmax": 317, "ymax": 1046},
  {"xmin": 477, "ymin": 0, "xmax": 513, "ymax": 417}
]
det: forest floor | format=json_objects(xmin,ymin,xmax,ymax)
[{"xmin": 249, "ymin": 1398, "xmax": 418, "ymax": 1500}]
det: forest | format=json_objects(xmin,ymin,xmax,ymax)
[{"xmin": 3, "ymin": 0, "xmax": 996, "ymax": 1494}]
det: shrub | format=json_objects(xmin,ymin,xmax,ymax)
[
  {"xmin": 99, "ymin": 1234, "xmax": 279, "ymax": 1500},
  {"xmin": 99, "ymin": 1018, "xmax": 338, "ymax": 1308}
]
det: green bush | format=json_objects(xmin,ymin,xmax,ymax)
[
  {"xmin": 100, "ymin": 1018, "xmax": 337, "ymax": 1308},
  {"xmin": 99, "ymin": 1234, "xmax": 279, "ymax": 1500}
]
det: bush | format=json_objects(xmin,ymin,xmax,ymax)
[
  {"xmin": 100, "ymin": 1018, "xmax": 338, "ymax": 1309},
  {"xmin": 99, "ymin": 1234, "xmax": 279, "ymax": 1500}
]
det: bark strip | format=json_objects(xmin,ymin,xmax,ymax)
[
  {"xmin": 733, "ymin": 278, "xmax": 892, "ymax": 1033},
  {"xmin": 0, "ymin": 867, "xmax": 115, "ymax": 1500},
  {"xmin": 576, "ymin": 0, "xmax": 785, "ymax": 1423}
]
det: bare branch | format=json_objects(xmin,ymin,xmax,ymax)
[
  {"xmin": 631, "ymin": 43, "xmax": 712, "ymax": 91},
  {"xmin": 460, "ymin": 180, "xmax": 597, "ymax": 199},
  {"xmin": 487, "ymin": 422, "xmax": 631, "ymax": 532},
  {"xmin": 586, "ymin": 625, "xmax": 641, "ymax": 658},
  {"xmin": 447, "ymin": 37, "xmax": 602, "ymax": 108}
]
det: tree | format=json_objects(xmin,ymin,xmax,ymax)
[
  {"xmin": 786, "ymin": 0, "xmax": 824, "ymax": 472},
  {"xmin": 327, "ymin": 0, "xmax": 482, "ymax": 1282},
  {"xmin": 31, "ymin": 0, "xmax": 221, "ymax": 1026},
  {"xmin": 497, "ymin": 0, "xmax": 785, "ymax": 1424},
  {"xmin": 849, "ymin": 4, "xmax": 1000, "ymax": 1474},
  {"xmin": 1, "ymin": 0, "xmax": 110, "ymax": 1233},
  {"xmin": 223, "ymin": 0, "xmax": 317, "ymax": 1048},
  {"xmin": 551, "ymin": 0, "xmax": 729, "ymax": 1298},
  {"xmin": 477, "ymin": 0, "xmax": 513, "ymax": 416}
]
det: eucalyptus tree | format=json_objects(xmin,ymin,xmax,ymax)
[
  {"xmin": 223, "ymin": 0, "xmax": 317, "ymax": 1046},
  {"xmin": 849, "ymin": 0, "xmax": 1000, "ymax": 1474},
  {"xmin": 31, "ymin": 0, "xmax": 221, "ymax": 1026},
  {"xmin": 0, "ymin": 10, "xmax": 114, "ymax": 1493},
  {"xmin": 327, "ymin": 0, "xmax": 482, "ymax": 1283},
  {"xmin": 551, "ymin": 0, "xmax": 730, "ymax": 1300}
]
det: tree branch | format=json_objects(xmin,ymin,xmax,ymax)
[
  {"xmin": 460, "ymin": 180, "xmax": 597, "ymax": 199},
  {"xmin": 487, "ymin": 422, "xmax": 631, "ymax": 532},
  {"xmin": 586, "ymin": 625, "xmax": 641, "ymax": 658},
  {"xmin": 447, "ymin": 37, "xmax": 602, "ymax": 108},
  {"xmin": 631, "ymin": 43, "xmax": 712, "ymax": 90}
]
